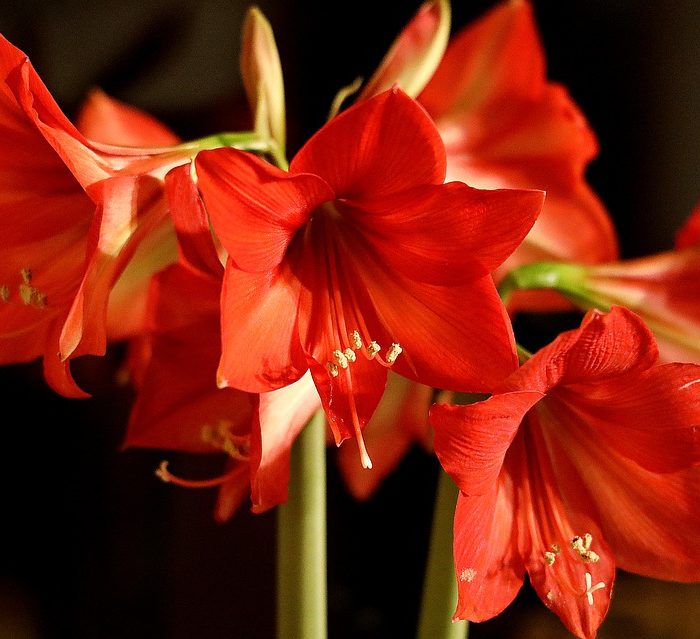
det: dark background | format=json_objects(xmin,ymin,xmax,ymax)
[{"xmin": 1, "ymin": 1, "xmax": 700, "ymax": 637}]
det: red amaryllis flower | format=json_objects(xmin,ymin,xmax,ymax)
[
  {"xmin": 195, "ymin": 87, "xmax": 543, "ymax": 466},
  {"xmin": 364, "ymin": 0, "xmax": 617, "ymax": 311},
  {"xmin": 430, "ymin": 306, "xmax": 700, "ymax": 639},
  {"xmin": 0, "ymin": 35, "xmax": 192, "ymax": 395},
  {"xmin": 501, "ymin": 202, "xmax": 700, "ymax": 363},
  {"xmin": 125, "ymin": 166, "xmax": 320, "ymax": 518}
]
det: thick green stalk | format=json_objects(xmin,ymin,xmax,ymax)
[
  {"xmin": 417, "ymin": 469, "xmax": 469, "ymax": 639},
  {"xmin": 276, "ymin": 410, "xmax": 327, "ymax": 639}
]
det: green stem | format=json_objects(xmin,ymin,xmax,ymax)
[
  {"xmin": 277, "ymin": 410, "xmax": 327, "ymax": 639},
  {"xmin": 417, "ymin": 469, "xmax": 469, "ymax": 639},
  {"xmin": 179, "ymin": 130, "xmax": 269, "ymax": 153}
]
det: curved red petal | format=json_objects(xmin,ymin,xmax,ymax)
[
  {"xmin": 290, "ymin": 88, "xmax": 446, "ymax": 198},
  {"xmin": 347, "ymin": 183, "xmax": 542, "ymax": 285},
  {"xmin": 452, "ymin": 486, "xmax": 525, "ymax": 622},
  {"xmin": 165, "ymin": 163, "xmax": 223, "ymax": 276},
  {"xmin": 195, "ymin": 148, "xmax": 333, "ymax": 272},
  {"xmin": 76, "ymin": 88, "xmax": 180, "ymax": 147},
  {"xmin": 509, "ymin": 307, "xmax": 659, "ymax": 393},
  {"xmin": 430, "ymin": 391, "xmax": 543, "ymax": 495},
  {"xmin": 420, "ymin": 0, "xmax": 544, "ymax": 121},
  {"xmin": 250, "ymin": 373, "xmax": 321, "ymax": 513},
  {"xmin": 218, "ymin": 262, "xmax": 307, "ymax": 393}
]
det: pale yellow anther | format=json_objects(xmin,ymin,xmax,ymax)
[
  {"xmin": 350, "ymin": 330, "xmax": 363, "ymax": 349},
  {"xmin": 572, "ymin": 534, "xmax": 600, "ymax": 563},
  {"xmin": 367, "ymin": 341, "xmax": 380, "ymax": 358},
  {"xmin": 19, "ymin": 284, "xmax": 47, "ymax": 308},
  {"xmin": 333, "ymin": 349, "xmax": 349, "ymax": 369},
  {"xmin": 20, "ymin": 268, "xmax": 32, "ymax": 284},
  {"xmin": 544, "ymin": 543, "xmax": 561, "ymax": 567},
  {"xmin": 344, "ymin": 348, "xmax": 357, "ymax": 363},
  {"xmin": 584, "ymin": 572, "xmax": 606, "ymax": 606},
  {"xmin": 0, "ymin": 285, "xmax": 8, "ymax": 303},
  {"xmin": 327, "ymin": 362, "xmax": 339, "ymax": 377},
  {"xmin": 385, "ymin": 342, "xmax": 402, "ymax": 364}
]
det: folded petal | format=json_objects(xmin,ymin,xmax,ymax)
[
  {"xmin": 452, "ymin": 486, "xmax": 525, "ymax": 622},
  {"xmin": 430, "ymin": 391, "xmax": 543, "ymax": 495},
  {"xmin": 60, "ymin": 175, "xmax": 167, "ymax": 360},
  {"xmin": 195, "ymin": 148, "xmax": 333, "ymax": 272},
  {"xmin": 358, "ymin": 0, "xmax": 451, "ymax": 100},
  {"xmin": 218, "ymin": 263, "xmax": 307, "ymax": 393},
  {"xmin": 290, "ymin": 88, "xmax": 446, "ymax": 198},
  {"xmin": 250, "ymin": 372, "xmax": 322, "ymax": 513}
]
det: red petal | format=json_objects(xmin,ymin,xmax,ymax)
[
  {"xmin": 452, "ymin": 486, "xmax": 525, "ymax": 622},
  {"xmin": 214, "ymin": 463, "xmax": 252, "ymax": 523},
  {"xmin": 60, "ymin": 175, "xmax": 167, "ymax": 360},
  {"xmin": 351, "ymin": 247, "xmax": 519, "ymax": 391},
  {"xmin": 430, "ymin": 391, "xmax": 543, "ymax": 495},
  {"xmin": 509, "ymin": 307, "xmax": 659, "ymax": 393},
  {"xmin": 165, "ymin": 164, "xmax": 223, "ymax": 276},
  {"xmin": 125, "ymin": 265, "xmax": 253, "ymax": 453},
  {"xmin": 290, "ymin": 88, "xmax": 446, "ymax": 198},
  {"xmin": 543, "ymin": 407, "xmax": 700, "ymax": 583},
  {"xmin": 675, "ymin": 200, "xmax": 700, "ymax": 249},
  {"xmin": 557, "ymin": 363, "xmax": 700, "ymax": 473},
  {"xmin": 217, "ymin": 262, "xmax": 307, "ymax": 393},
  {"xmin": 195, "ymin": 148, "xmax": 333, "ymax": 272},
  {"xmin": 75, "ymin": 88, "xmax": 180, "ymax": 146},
  {"xmin": 420, "ymin": 0, "xmax": 544, "ymax": 121},
  {"xmin": 347, "ymin": 183, "xmax": 542, "ymax": 284},
  {"xmin": 250, "ymin": 373, "xmax": 322, "ymax": 513},
  {"xmin": 358, "ymin": 0, "xmax": 451, "ymax": 100}
]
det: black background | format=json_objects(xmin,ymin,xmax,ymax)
[{"xmin": 1, "ymin": 1, "xmax": 699, "ymax": 637}]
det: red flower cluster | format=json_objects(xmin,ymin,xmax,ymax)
[{"xmin": 1, "ymin": 2, "xmax": 699, "ymax": 638}]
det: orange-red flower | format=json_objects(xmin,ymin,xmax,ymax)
[
  {"xmin": 195, "ymin": 87, "xmax": 543, "ymax": 466},
  {"xmin": 124, "ymin": 166, "xmax": 320, "ymax": 518},
  {"xmin": 0, "ymin": 35, "xmax": 191, "ymax": 395},
  {"xmin": 430, "ymin": 307, "xmax": 700, "ymax": 639},
  {"xmin": 364, "ymin": 0, "xmax": 617, "ymax": 312}
]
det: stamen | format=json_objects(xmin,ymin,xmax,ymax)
[
  {"xmin": 350, "ymin": 330, "xmax": 363, "ymax": 349},
  {"xmin": 20, "ymin": 268, "xmax": 31, "ymax": 284},
  {"xmin": 18, "ymin": 269, "xmax": 47, "ymax": 307},
  {"xmin": 367, "ymin": 341, "xmax": 380, "ymax": 359},
  {"xmin": 333, "ymin": 349, "xmax": 349, "ymax": 369},
  {"xmin": 201, "ymin": 422, "xmax": 250, "ymax": 461},
  {"xmin": 584, "ymin": 572, "xmax": 606, "ymax": 606},
  {"xmin": 155, "ymin": 460, "xmax": 240, "ymax": 489},
  {"xmin": 544, "ymin": 543, "xmax": 561, "ymax": 566},
  {"xmin": 342, "ymin": 366, "xmax": 373, "ymax": 469},
  {"xmin": 0, "ymin": 285, "xmax": 8, "ymax": 303},
  {"xmin": 571, "ymin": 533, "xmax": 600, "ymax": 563},
  {"xmin": 344, "ymin": 348, "xmax": 357, "ymax": 362},
  {"xmin": 385, "ymin": 343, "xmax": 402, "ymax": 364},
  {"xmin": 327, "ymin": 362, "xmax": 339, "ymax": 377}
]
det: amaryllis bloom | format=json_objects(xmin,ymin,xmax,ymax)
[
  {"xmin": 500, "ymin": 202, "xmax": 700, "ymax": 363},
  {"xmin": 364, "ymin": 0, "xmax": 617, "ymax": 311},
  {"xmin": 125, "ymin": 166, "xmax": 319, "ymax": 518},
  {"xmin": 0, "ymin": 35, "xmax": 199, "ymax": 395},
  {"xmin": 430, "ymin": 306, "xmax": 700, "ymax": 639},
  {"xmin": 195, "ymin": 87, "xmax": 543, "ymax": 467}
]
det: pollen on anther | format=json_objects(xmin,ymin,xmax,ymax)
[
  {"xmin": 367, "ymin": 341, "xmax": 380, "ymax": 358},
  {"xmin": 344, "ymin": 348, "xmax": 357, "ymax": 362},
  {"xmin": 20, "ymin": 268, "xmax": 32, "ymax": 284},
  {"xmin": 544, "ymin": 551, "xmax": 557, "ymax": 566},
  {"xmin": 0, "ymin": 285, "xmax": 8, "ymax": 303},
  {"xmin": 460, "ymin": 568, "xmax": 477, "ymax": 583},
  {"xmin": 350, "ymin": 330, "xmax": 363, "ymax": 349},
  {"xmin": 386, "ymin": 343, "xmax": 402, "ymax": 364},
  {"xmin": 333, "ymin": 349, "xmax": 349, "ymax": 369},
  {"xmin": 327, "ymin": 362, "xmax": 339, "ymax": 377}
]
